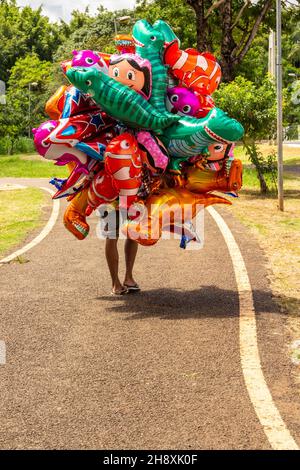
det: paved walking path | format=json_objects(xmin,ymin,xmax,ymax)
[{"xmin": 0, "ymin": 177, "xmax": 299, "ymax": 449}]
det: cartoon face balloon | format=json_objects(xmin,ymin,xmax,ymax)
[
  {"xmin": 32, "ymin": 120, "xmax": 90, "ymax": 170},
  {"xmin": 72, "ymin": 50, "xmax": 109, "ymax": 74},
  {"xmin": 164, "ymin": 42, "xmax": 221, "ymax": 95},
  {"xmin": 114, "ymin": 34, "xmax": 136, "ymax": 54},
  {"xmin": 204, "ymin": 143, "xmax": 234, "ymax": 172},
  {"xmin": 206, "ymin": 143, "xmax": 231, "ymax": 162},
  {"xmin": 108, "ymin": 54, "xmax": 152, "ymax": 100},
  {"xmin": 166, "ymin": 86, "xmax": 200, "ymax": 117}
]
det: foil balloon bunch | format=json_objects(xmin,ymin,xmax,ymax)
[{"xmin": 33, "ymin": 20, "xmax": 244, "ymax": 247}]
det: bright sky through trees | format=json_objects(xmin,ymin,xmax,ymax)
[{"xmin": 17, "ymin": 0, "xmax": 136, "ymax": 22}]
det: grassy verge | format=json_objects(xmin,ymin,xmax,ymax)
[
  {"xmin": 0, "ymin": 154, "xmax": 68, "ymax": 178},
  {"xmin": 227, "ymin": 149, "xmax": 300, "ymax": 373},
  {"xmin": 234, "ymin": 143, "xmax": 300, "ymax": 165},
  {"xmin": 0, "ymin": 187, "xmax": 48, "ymax": 258},
  {"xmin": 0, "ymin": 144, "xmax": 298, "ymax": 178}
]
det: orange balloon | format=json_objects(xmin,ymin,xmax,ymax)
[
  {"xmin": 45, "ymin": 85, "xmax": 68, "ymax": 120},
  {"xmin": 164, "ymin": 41, "xmax": 221, "ymax": 95},
  {"xmin": 66, "ymin": 161, "xmax": 77, "ymax": 173},
  {"xmin": 185, "ymin": 159, "xmax": 243, "ymax": 194},
  {"xmin": 122, "ymin": 187, "xmax": 230, "ymax": 246},
  {"xmin": 61, "ymin": 59, "xmax": 72, "ymax": 75},
  {"xmin": 63, "ymin": 188, "xmax": 89, "ymax": 240},
  {"xmin": 114, "ymin": 34, "xmax": 136, "ymax": 54}
]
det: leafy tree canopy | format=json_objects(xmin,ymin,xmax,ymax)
[{"xmin": 0, "ymin": 0, "xmax": 64, "ymax": 83}]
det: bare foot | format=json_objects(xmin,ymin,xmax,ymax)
[
  {"xmin": 123, "ymin": 277, "xmax": 140, "ymax": 292},
  {"xmin": 123, "ymin": 277, "xmax": 138, "ymax": 288},
  {"xmin": 111, "ymin": 283, "xmax": 128, "ymax": 295}
]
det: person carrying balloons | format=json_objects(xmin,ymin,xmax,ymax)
[{"xmin": 33, "ymin": 20, "xmax": 244, "ymax": 295}]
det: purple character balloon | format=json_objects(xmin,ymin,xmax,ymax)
[
  {"xmin": 32, "ymin": 121, "xmax": 89, "ymax": 172},
  {"xmin": 32, "ymin": 120, "xmax": 98, "ymax": 198},
  {"xmin": 71, "ymin": 50, "xmax": 109, "ymax": 74},
  {"xmin": 166, "ymin": 86, "xmax": 200, "ymax": 117}
]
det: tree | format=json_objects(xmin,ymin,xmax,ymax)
[
  {"xmin": 54, "ymin": 6, "xmax": 135, "ymax": 64},
  {"xmin": 0, "ymin": 0, "xmax": 64, "ymax": 83},
  {"xmin": 185, "ymin": 0, "xmax": 276, "ymax": 81},
  {"xmin": 214, "ymin": 76, "xmax": 278, "ymax": 193},
  {"xmin": 0, "ymin": 54, "xmax": 53, "ymax": 151},
  {"xmin": 288, "ymin": 23, "xmax": 300, "ymax": 66},
  {"xmin": 135, "ymin": 0, "xmax": 197, "ymax": 49}
]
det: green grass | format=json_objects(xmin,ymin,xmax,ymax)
[
  {"xmin": 0, "ymin": 154, "xmax": 68, "ymax": 178},
  {"xmin": 242, "ymin": 167, "xmax": 278, "ymax": 191},
  {"xmin": 0, "ymin": 187, "xmax": 47, "ymax": 258},
  {"xmin": 0, "ymin": 144, "xmax": 298, "ymax": 179},
  {"xmin": 229, "ymin": 168, "xmax": 300, "ymax": 349},
  {"xmin": 284, "ymin": 157, "xmax": 300, "ymax": 166},
  {"xmin": 278, "ymin": 218, "xmax": 300, "ymax": 229},
  {"xmin": 234, "ymin": 143, "xmax": 300, "ymax": 165},
  {"xmin": 242, "ymin": 167, "xmax": 258, "ymax": 188}
]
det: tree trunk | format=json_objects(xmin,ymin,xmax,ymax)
[
  {"xmin": 257, "ymin": 169, "xmax": 268, "ymax": 195},
  {"xmin": 8, "ymin": 138, "xmax": 13, "ymax": 155},
  {"xmin": 219, "ymin": 0, "xmax": 236, "ymax": 82},
  {"xmin": 244, "ymin": 140, "xmax": 269, "ymax": 195},
  {"xmin": 195, "ymin": 2, "xmax": 208, "ymax": 51},
  {"xmin": 186, "ymin": 0, "xmax": 273, "ymax": 81},
  {"xmin": 187, "ymin": 0, "xmax": 209, "ymax": 51},
  {"xmin": 219, "ymin": 59, "xmax": 235, "ymax": 82}
]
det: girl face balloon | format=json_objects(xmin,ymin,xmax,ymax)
[
  {"xmin": 108, "ymin": 54, "xmax": 152, "ymax": 100},
  {"xmin": 206, "ymin": 143, "xmax": 233, "ymax": 162},
  {"xmin": 205, "ymin": 143, "xmax": 234, "ymax": 171}
]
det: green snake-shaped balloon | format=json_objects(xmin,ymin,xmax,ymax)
[
  {"xmin": 66, "ymin": 67, "xmax": 179, "ymax": 132},
  {"xmin": 160, "ymin": 109, "xmax": 245, "ymax": 171}
]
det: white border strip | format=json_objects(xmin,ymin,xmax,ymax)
[
  {"xmin": 207, "ymin": 206, "xmax": 299, "ymax": 450},
  {"xmin": 0, "ymin": 187, "xmax": 60, "ymax": 265},
  {"xmin": 0, "ymin": 340, "xmax": 6, "ymax": 365}
]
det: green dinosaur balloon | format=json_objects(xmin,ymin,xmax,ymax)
[
  {"xmin": 153, "ymin": 20, "xmax": 180, "ymax": 45},
  {"xmin": 133, "ymin": 19, "xmax": 169, "ymax": 114},
  {"xmin": 160, "ymin": 108, "xmax": 245, "ymax": 171},
  {"xmin": 131, "ymin": 19, "xmax": 244, "ymax": 171},
  {"xmin": 66, "ymin": 67, "xmax": 179, "ymax": 131}
]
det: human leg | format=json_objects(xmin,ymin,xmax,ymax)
[
  {"xmin": 124, "ymin": 239, "xmax": 139, "ymax": 290},
  {"xmin": 105, "ymin": 238, "xmax": 126, "ymax": 294}
]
